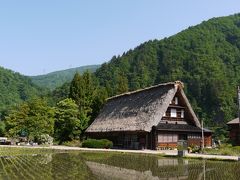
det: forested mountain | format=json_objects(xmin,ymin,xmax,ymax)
[
  {"xmin": 2, "ymin": 13, "xmax": 240, "ymax": 129},
  {"xmin": 0, "ymin": 66, "xmax": 47, "ymax": 117},
  {"xmin": 95, "ymin": 13, "xmax": 240, "ymax": 126},
  {"xmin": 30, "ymin": 65, "xmax": 100, "ymax": 90},
  {"xmin": 2, "ymin": 13, "xmax": 240, "ymax": 142}
]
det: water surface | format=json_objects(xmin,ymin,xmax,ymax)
[{"xmin": 0, "ymin": 150, "xmax": 239, "ymax": 179}]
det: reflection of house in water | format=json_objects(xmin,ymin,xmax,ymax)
[
  {"xmin": 38, "ymin": 154, "xmax": 53, "ymax": 165},
  {"xmin": 158, "ymin": 158, "xmax": 188, "ymax": 167},
  {"xmin": 158, "ymin": 159, "xmax": 189, "ymax": 179},
  {"xmin": 86, "ymin": 160, "xmax": 189, "ymax": 180},
  {"xmin": 86, "ymin": 161, "xmax": 159, "ymax": 180}
]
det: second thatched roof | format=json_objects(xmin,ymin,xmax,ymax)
[{"xmin": 227, "ymin": 118, "xmax": 240, "ymax": 125}]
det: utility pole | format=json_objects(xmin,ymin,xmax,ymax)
[
  {"xmin": 201, "ymin": 120, "xmax": 204, "ymax": 153},
  {"xmin": 238, "ymin": 86, "xmax": 240, "ymax": 122},
  {"xmin": 238, "ymin": 86, "xmax": 240, "ymax": 144}
]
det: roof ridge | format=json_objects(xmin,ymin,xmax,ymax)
[
  {"xmin": 107, "ymin": 81, "xmax": 184, "ymax": 100},
  {"xmin": 227, "ymin": 117, "xmax": 240, "ymax": 124}
]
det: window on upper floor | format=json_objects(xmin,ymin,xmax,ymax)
[
  {"xmin": 170, "ymin": 96, "xmax": 179, "ymax": 105},
  {"xmin": 175, "ymin": 97, "xmax": 178, "ymax": 105},
  {"xmin": 181, "ymin": 109, "xmax": 184, "ymax": 118},
  {"xmin": 170, "ymin": 108, "xmax": 177, "ymax": 117}
]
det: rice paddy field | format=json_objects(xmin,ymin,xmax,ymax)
[{"xmin": 0, "ymin": 147, "xmax": 240, "ymax": 179}]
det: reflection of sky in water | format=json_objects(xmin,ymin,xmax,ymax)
[{"xmin": 0, "ymin": 151, "xmax": 239, "ymax": 179}]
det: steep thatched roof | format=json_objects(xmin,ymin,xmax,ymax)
[
  {"xmin": 227, "ymin": 118, "xmax": 240, "ymax": 125},
  {"xmin": 86, "ymin": 81, "xmax": 201, "ymax": 133}
]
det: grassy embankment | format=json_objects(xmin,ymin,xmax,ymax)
[{"xmin": 204, "ymin": 144, "xmax": 240, "ymax": 156}]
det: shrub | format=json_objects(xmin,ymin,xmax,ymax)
[
  {"xmin": 189, "ymin": 144, "xmax": 200, "ymax": 153},
  {"xmin": 177, "ymin": 145, "xmax": 184, "ymax": 151},
  {"xmin": 82, "ymin": 139, "xmax": 113, "ymax": 149},
  {"xmin": 37, "ymin": 134, "xmax": 53, "ymax": 146}
]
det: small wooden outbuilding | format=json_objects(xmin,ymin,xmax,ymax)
[
  {"xmin": 86, "ymin": 81, "xmax": 212, "ymax": 150},
  {"xmin": 227, "ymin": 118, "xmax": 240, "ymax": 145}
]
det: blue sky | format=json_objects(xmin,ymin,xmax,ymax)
[{"xmin": 0, "ymin": 1, "xmax": 240, "ymax": 75}]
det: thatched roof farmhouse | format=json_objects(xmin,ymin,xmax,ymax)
[{"xmin": 86, "ymin": 81, "xmax": 212, "ymax": 150}]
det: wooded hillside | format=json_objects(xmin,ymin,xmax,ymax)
[
  {"xmin": 95, "ymin": 14, "xmax": 240, "ymax": 125},
  {"xmin": 2, "ymin": 13, "xmax": 240, "ymax": 128},
  {"xmin": 0, "ymin": 66, "xmax": 47, "ymax": 117},
  {"xmin": 30, "ymin": 65, "xmax": 100, "ymax": 90}
]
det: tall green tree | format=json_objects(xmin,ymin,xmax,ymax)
[
  {"xmin": 69, "ymin": 71, "xmax": 96, "ymax": 134},
  {"xmin": 69, "ymin": 72, "xmax": 94, "ymax": 112},
  {"xmin": 81, "ymin": 71, "xmax": 95, "ymax": 114},
  {"xmin": 69, "ymin": 72, "xmax": 82, "ymax": 106},
  {"xmin": 90, "ymin": 87, "xmax": 108, "ymax": 122},
  {"xmin": 5, "ymin": 98, "xmax": 55, "ymax": 141},
  {"xmin": 54, "ymin": 98, "xmax": 81, "ymax": 143}
]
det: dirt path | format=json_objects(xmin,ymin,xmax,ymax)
[{"xmin": 0, "ymin": 145, "xmax": 239, "ymax": 161}]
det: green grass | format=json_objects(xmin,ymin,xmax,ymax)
[
  {"xmin": 0, "ymin": 146, "xmax": 61, "ymax": 156},
  {"xmin": 62, "ymin": 140, "xmax": 82, "ymax": 147},
  {"xmin": 203, "ymin": 144, "xmax": 240, "ymax": 156}
]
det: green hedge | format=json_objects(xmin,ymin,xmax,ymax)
[{"xmin": 82, "ymin": 139, "xmax": 113, "ymax": 149}]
